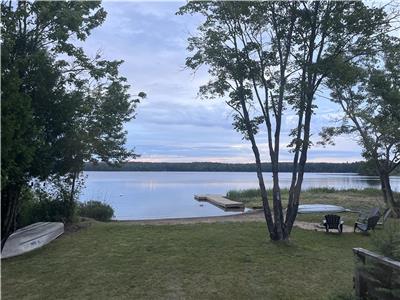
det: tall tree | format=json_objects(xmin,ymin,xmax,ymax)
[
  {"xmin": 178, "ymin": 1, "xmax": 389, "ymax": 240},
  {"xmin": 322, "ymin": 38, "xmax": 400, "ymax": 216},
  {"xmin": 55, "ymin": 75, "xmax": 143, "ymax": 222},
  {"xmin": 1, "ymin": 1, "xmax": 143, "ymax": 247}
]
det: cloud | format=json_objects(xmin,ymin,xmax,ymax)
[{"xmin": 80, "ymin": 2, "xmax": 364, "ymax": 163}]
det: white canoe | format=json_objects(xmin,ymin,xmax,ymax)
[
  {"xmin": 1, "ymin": 222, "xmax": 64, "ymax": 259},
  {"xmin": 298, "ymin": 204, "xmax": 347, "ymax": 214}
]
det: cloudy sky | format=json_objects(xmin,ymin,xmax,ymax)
[{"xmin": 81, "ymin": 1, "xmax": 365, "ymax": 163}]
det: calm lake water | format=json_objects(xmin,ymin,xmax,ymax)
[{"xmin": 80, "ymin": 172, "xmax": 400, "ymax": 220}]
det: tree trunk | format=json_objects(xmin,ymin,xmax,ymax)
[
  {"xmin": 379, "ymin": 175, "xmax": 389, "ymax": 203},
  {"xmin": 254, "ymin": 152, "xmax": 277, "ymax": 240},
  {"xmin": 285, "ymin": 85, "xmax": 314, "ymax": 235},
  {"xmin": 1, "ymin": 183, "xmax": 22, "ymax": 250},
  {"xmin": 285, "ymin": 82, "xmax": 306, "ymax": 236},
  {"xmin": 66, "ymin": 171, "xmax": 78, "ymax": 223},
  {"xmin": 272, "ymin": 168, "xmax": 287, "ymax": 240},
  {"xmin": 237, "ymin": 86, "xmax": 277, "ymax": 239},
  {"xmin": 380, "ymin": 171, "xmax": 400, "ymax": 218},
  {"xmin": 284, "ymin": 1, "xmax": 320, "ymax": 235},
  {"xmin": 246, "ymin": 123, "xmax": 276, "ymax": 239}
]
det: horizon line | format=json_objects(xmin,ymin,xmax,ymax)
[{"xmin": 112, "ymin": 160, "xmax": 366, "ymax": 164}]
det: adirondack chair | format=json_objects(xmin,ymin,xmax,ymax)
[
  {"xmin": 355, "ymin": 207, "xmax": 380, "ymax": 224},
  {"xmin": 354, "ymin": 215, "xmax": 380, "ymax": 233},
  {"xmin": 377, "ymin": 208, "xmax": 392, "ymax": 227},
  {"xmin": 323, "ymin": 214, "xmax": 344, "ymax": 233}
]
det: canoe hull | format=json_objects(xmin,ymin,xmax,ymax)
[
  {"xmin": 1, "ymin": 222, "xmax": 64, "ymax": 259},
  {"xmin": 298, "ymin": 204, "xmax": 346, "ymax": 214}
]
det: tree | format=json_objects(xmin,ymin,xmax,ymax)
[
  {"xmin": 178, "ymin": 1, "xmax": 390, "ymax": 240},
  {"xmin": 358, "ymin": 160, "xmax": 380, "ymax": 176},
  {"xmin": 1, "ymin": 1, "xmax": 144, "ymax": 247},
  {"xmin": 322, "ymin": 38, "xmax": 400, "ymax": 216},
  {"xmin": 55, "ymin": 74, "xmax": 143, "ymax": 222}
]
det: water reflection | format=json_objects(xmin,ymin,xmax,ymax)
[{"xmin": 81, "ymin": 172, "xmax": 400, "ymax": 220}]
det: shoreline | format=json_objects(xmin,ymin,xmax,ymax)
[
  {"xmin": 112, "ymin": 209, "xmax": 264, "ymax": 224},
  {"xmin": 112, "ymin": 210, "xmax": 355, "ymax": 233}
]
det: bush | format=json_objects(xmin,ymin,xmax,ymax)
[
  {"xmin": 18, "ymin": 188, "xmax": 69, "ymax": 228},
  {"xmin": 77, "ymin": 201, "xmax": 114, "ymax": 222},
  {"xmin": 357, "ymin": 222, "xmax": 400, "ymax": 299},
  {"xmin": 371, "ymin": 222, "xmax": 400, "ymax": 260}
]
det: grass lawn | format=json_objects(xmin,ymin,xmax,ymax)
[{"xmin": 2, "ymin": 221, "xmax": 374, "ymax": 300}]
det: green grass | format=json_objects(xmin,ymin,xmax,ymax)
[{"xmin": 2, "ymin": 221, "xmax": 374, "ymax": 300}]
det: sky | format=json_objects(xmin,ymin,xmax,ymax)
[{"xmin": 81, "ymin": 1, "xmax": 366, "ymax": 163}]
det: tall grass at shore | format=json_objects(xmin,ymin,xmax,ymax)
[
  {"xmin": 227, "ymin": 188, "xmax": 396, "ymax": 223},
  {"xmin": 227, "ymin": 188, "xmax": 387, "ymax": 208}
]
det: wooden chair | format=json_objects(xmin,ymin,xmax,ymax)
[
  {"xmin": 323, "ymin": 214, "xmax": 344, "ymax": 233},
  {"xmin": 355, "ymin": 207, "xmax": 380, "ymax": 225},
  {"xmin": 354, "ymin": 215, "xmax": 380, "ymax": 233},
  {"xmin": 377, "ymin": 208, "xmax": 392, "ymax": 227}
]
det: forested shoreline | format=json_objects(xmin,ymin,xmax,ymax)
[{"xmin": 83, "ymin": 161, "xmax": 382, "ymax": 174}]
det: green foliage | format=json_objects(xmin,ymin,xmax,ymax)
[
  {"xmin": 78, "ymin": 201, "xmax": 114, "ymax": 222},
  {"xmin": 16, "ymin": 175, "xmax": 88, "ymax": 228},
  {"xmin": 355, "ymin": 223, "xmax": 400, "ymax": 300},
  {"xmin": 371, "ymin": 222, "xmax": 400, "ymax": 260},
  {"xmin": 228, "ymin": 187, "xmax": 384, "ymax": 201},
  {"xmin": 324, "ymin": 37, "xmax": 400, "ymax": 212},
  {"xmin": 358, "ymin": 160, "xmax": 379, "ymax": 176},
  {"xmin": 1, "ymin": 1, "xmax": 143, "ymax": 241},
  {"xmin": 178, "ymin": 1, "xmax": 392, "ymax": 240},
  {"xmin": 1, "ymin": 1, "xmax": 106, "ymax": 186},
  {"xmin": 308, "ymin": 187, "xmax": 337, "ymax": 194},
  {"xmin": 17, "ymin": 187, "xmax": 73, "ymax": 228},
  {"xmin": 178, "ymin": 1, "xmax": 389, "ymax": 148},
  {"xmin": 227, "ymin": 188, "xmax": 261, "ymax": 200},
  {"xmin": 359, "ymin": 260, "xmax": 400, "ymax": 300}
]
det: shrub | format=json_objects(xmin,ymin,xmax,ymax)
[
  {"xmin": 77, "ymin": 201, "xmax": 114, "ymax": 222},
  {"xmin": 18, "ymin": 188, "xmax": 69, "ymax": 228},
  {"xmin": 357, "ymin": 222, "xmax": 400, "ymax": 299},
  {"xmin": 371, "ymin": 222, "xmax": 400, "ymax": 260}
]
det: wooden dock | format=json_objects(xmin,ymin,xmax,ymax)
[{"xmin": 194, "ymin": 194, "xmax": 244, "ymax": 209}]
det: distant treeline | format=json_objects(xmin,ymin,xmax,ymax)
[{"xmin": 84, "ymin": 161, "xmax": 371, "ymax": 173}]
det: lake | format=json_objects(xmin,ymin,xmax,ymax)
[{"xmin": 80, "ymin": 172, "xmax": 400, "ymax": 220}]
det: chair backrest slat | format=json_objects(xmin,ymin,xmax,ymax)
[
  {"xmin": 367, "ymin": 215, "xmax": 380, "ymax": 230},
  {"xmin": 325, "ymin": 214, "xmax": 341, "ymax": 229},
  {"xmin": 369, "ymin": 207, "xmax": 380, "ymax": 218}
]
